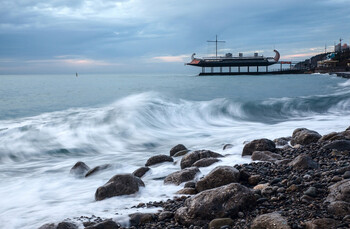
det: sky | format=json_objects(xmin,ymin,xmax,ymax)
[{"xmin": 0, "ymin": 0, "xmax": 350, "ymax": 74}]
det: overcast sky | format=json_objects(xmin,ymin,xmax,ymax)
[{"xmin": 0, "ymin": 0, "xmax": 350, "ymax": 74}]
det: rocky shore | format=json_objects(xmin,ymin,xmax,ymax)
[{"xmin": 39, "ymin": 127, "xmax": 350, "ymax": 229}]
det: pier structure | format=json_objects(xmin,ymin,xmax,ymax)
[{"xmin": 197, "ymin": 61, "xmax": 296, "ymax": 76}]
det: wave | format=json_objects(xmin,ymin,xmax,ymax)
[{"xmin": 0, "ymin": 91, "xmax": 349, "ymax": 162}]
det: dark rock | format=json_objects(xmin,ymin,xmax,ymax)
[
  {"xmin": 275, "ymin": 159, "xmax": 292, "ymax": 165},
  {"xmin": 251, "ymin": 151, "xmax": 282, "ymax": 162},
  {"xmin": 85, "ymin": 220, "xmax": 120, "ymax": 229},
  {"xmin": 192, "ymin": 158, "xmax": 220, "ymax": 167},
  {"xmin": 290, "ymin": 128, "xmax": 321, "ymax": 146},
  {"xmin": 158, "ymin": 211, "xmax": 174, "ymax": 221},
  {"xmin": 164, "ymin": 167, "xmax": 200, "ymax": 185},
  {"xmin": 304, "ymin": 218, "xmax": 339, "ymax": 229},
  {"xmin": 129, "ymin": 213, "xmax": 154, "ymax": 226},
  {"xmin": 85, "ymin": 164, "xmax": 111, "ymax": 177},
  {"xmin": 344, "ymin": 171, "xmax": 350, "ymax": 179},
  {"xmin": 251, "ymin": 212, "xmax": 291, "ymax": 229},
  {"xmin": 322, "ymin": 140, "xmax": 350, "ymax": 151},
  {"xmin": 38, "ymin": 224, "xmax": 56, "ymax": 229},
  {"xmin": 304, "ymin": 187, "xmax": 317, "ymax": 197},
  {"xmin": 196, "ymin": 166, "xmax": 240, "ymax": 192},
  {"xmin": 132, "ymin": 167, "xmax": 150, "ymax": 178},
  {"xmin": 326, "ymin": 179, "xmax": 350, "ymax": 202},
  {"xmin": 170, "ymin": 144, "xmax": 187, "ymax": 156},
  {"xmin": 145, "ymin": 154, "xmax": 173, "ymax": 166},
  {"xmin": 180, "ymin": 150, "xmax": 223, "ymax": 169},
  {"xmin": 248, "ymin": 175, "xmax": 261, "ymax": 186},
  {"xmin": 288, "ymin": 154, "xmax": 319, "ymax": 170},
  {"xmin": 184, "ymin": 181, "xmax": 196, "ymax": 188},
  {"xmin": 242, "ymin": 139, "xmax": 276, "ymax": 156},
  {"xmin": 273, "ymin": 137, "xmax": 291, "ymax": 146},
  {"xmin": 176, "ymin": 188, "xmax": 197, "ymax": 195},
  {"xmin": 327, "ymin": 201, "xmax": 350, "ymax": 217},
  {"xmin": 223, "ymin": 144, "xmax": 233, "ymax": 150},
  {"xmin": 239, "ymin": 169, "xmax": 251, "ymax": 182},
  {"xmin": 70, "ymin": 161, "xmax": 90, "ymax": 177},
  {"xmin": 56, "ymin": 222, "xmax": 78, "ymax": 229},
  {"xmin": 208, "ymin": 218, "xmax": 234, "ymax": 229},
  {"xmin": 95, "ymin": 174, "xmax": 145, "ymax": 201},
  {"xmin": 174, "ymin": 183, "xmax": 256, "ymax": 226},
  {"xmin": 173, "ymin": 150, "xmax": 189, "ymax": 157}
]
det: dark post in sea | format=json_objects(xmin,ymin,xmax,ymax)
[{"xmin": 186, "ymin": 36, "xmax": 300, "ymax": 75}]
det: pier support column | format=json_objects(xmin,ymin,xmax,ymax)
[
  {"xmin": 229, "ymin": 66, "xmax": 231, "ymax": 73},
  {"xmin": 220, "ymin": 67, "xmax": 222, "ymax": 73},
  {"xmin": 202, "ymin": 67, "xmax": 205, "ymax": 74},
  {"xmin": 238, "ymin": 66, "xmax": 240, "ymax": 73},
  {"xmin": 211, "ymin": 67, "xmax": 213, "ymax": 73},
  {"xmin": 266, "ymin": 66, "xmax": 268, "ymax": 72},
  {"xmin": 257, "ymin": 66, "xmax": 259, "ymax": 72},
  {"xmin": 280, "ymin": 63, "xmax": 282, "ymax": 71},
  {"xmin": 248, "ymin": 66, "xmax": 250, "ymax": 73}
]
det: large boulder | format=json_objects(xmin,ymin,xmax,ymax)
[
  {"xmin": 129, "ymin": 213, "xmax": 154, "ymax": 227},
  {"xmin": 132, "ymin": 167, "xmax": 150, "ymax": 178},
  {"xmin": 85, "ymin": 164, "xmax": 111, "ymax": 177},
  {"xmin": 95, "ymin": 174, "xmax": 145, "ymax": 201},
  {"xmin": 208, "ymin": 218, "xmax": 234, "ymax": 229},
  {"xmin": 288, "ymin": 154, "xmax": 319, "ymax": 170},
  {"xmin": 242, "ymin": 139, "xmax": 276, "ymax": 156},
  {"xmin": 273, "ymin": 137, "xmax": 291, "ymax": 146},
  {"xmin": 290, "ymin": 128, "xmax": 321, "ymax": 146},
  {"xmin": 174, "ymin": 183, "xmax": 256, "ymax": 226},
  {"xmin": 170, "ymin": 144, "xmax": 188, "ymax": 156},
  {"xmin": 251, "ymin": 151, "xmax": 283, "ymax": 162},
  {"xmin": 56, "ymin": 222, "xmax": 78, "ymax": 229},
  {"xmin": 251, "ymin": 212, "xmax": 291, "ymax": 229},
  {"xmin": 196, "ymin": 166, "xmax": 240, "ymax": 192},
  {"xmin": 70, "ymin": 161, "xmax": 90, "ymax": 177},
  {"xmin": 327, "ymin": 201, "xmax": 350, "ymax": 217},
  {"xmin": 304, "ymin": 218, "xmax": 339, "ymax": 229},
  {"xmin": 38, "ymin": 224, "xmax": 56, "ymax": 229},
  {"xmin": 192, "ymin": 158, "xmax": 220, "ymax": 167},
  {"xmin": 180, "ymin": 150, "xmax": 223, "ymax": 169},
  {"xmin": 326, "ymin": 179, "xmax": 350, "ymax": 203},
  {"xmin": 145, "ymin": 154, "xmax": 173, "ymax": 166},
  {"xmin": 85, "ymin": 220, "xmax": 120, "ymax": 229},
  {"xmin": 319, "ymin": 130, "xmax": 350, "ymax": 142},
  {"xmin": 322, "ymin": 140, "xmax": 350, "ymax": 152},
  {"xmin": 164, "ymin": 167, "xmax": 200, "ymax": 185}
]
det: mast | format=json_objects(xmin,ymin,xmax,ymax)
[{"xmin": 207, "ymin": 35, "xmax": 225, "ymax": 58}]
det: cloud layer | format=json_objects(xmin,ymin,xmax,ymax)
[{"xmin": 1, "ymin": 0, "xmax": 350, "ymax": 73}]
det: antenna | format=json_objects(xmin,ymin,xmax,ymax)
[
  {"xmin": 325, "ymin": 43, "xmax": 327, "ymax": 54},
  {"xmin": 207, "ymin": 35, "xmax": 225, "ymax": 58}
]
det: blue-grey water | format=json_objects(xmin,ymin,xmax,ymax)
[{"xmin": 0, "ymin": 73, "xmax": 350, "ymax": 228}]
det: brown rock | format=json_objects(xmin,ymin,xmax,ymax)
[
  {"xmin": 170, "ymin": 144, "xmax": 187, "ymax": 156},
  {"xmin": 288, "ymin": 154, "xmax": 319, "ymax": 170},
  {"xmin": 208, "ymin": 218, "xmax": 234, "ymax": 229},
  {"xmin": 85, "ymin": 220, "xmax": 120, "ymax": 229},
  {"xmin": 145, "ymin": 154, "xmax": 173, "ymax": 166},
  {"xmin": 132, "ymin": 167, "xmax": 150, "ymax": 178},
  {"xmin": 326, "ymin": 179, "xmax": 350, "ymax": 202},
  {"xmin": 251, "ymin": 212, "xmax": 291, "ymax": 229},
  {"xmin": 196, "ymin": 166, "xmax": 240, "ymax": 192},
  {"xmin": 290, "ymin": 128, "xmax": 321, "ymax": 146},
  {"xmin": 192, "ymin": 158, "xmax": 220, "ymax": 167},
  {"xmin": 85, "ymin": 164, "xmax": 111, "ymax": 177},
  {"xmin": 176, "ymin": 188, "xmax": 197, "ymax": 195},
  {"xmin": 180, "ymin": 150, "xmax": 223, "ymax": 169},
  {"xmin": 304, "ymin": 218, "xmax": 338, "ymax": 229},
  {"xmin": 129, "ymin": 213, "xmax": 154, "ymax": 226},
  {"xmin": 327, "ymin": 201, "xmax": 350, "ymax": 217},
  {"xmin": 70, "ymin": 161, "xmax": 90, "ymax": 177},
  {"xmin": 174, "ymin": 183, "xmax": 256, "ymax": 226},
  {"xmin": 164, "ymin": 167, "xmax": 200, "ymax": 185},
  {"xmin": 95, "ymin": 174, "xmax": 145, "ymax": 201},
  {"xmin": 242, "ymin": 138, "xmax": 276, "ymax": 156},
  {"xmin": 251, "ymin": 151, "xmax": 282, "ymax": 162}
]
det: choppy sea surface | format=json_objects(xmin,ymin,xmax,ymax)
[{"xmin": 0, "ymin": 73, "xmax": 350, "ymax": 228}]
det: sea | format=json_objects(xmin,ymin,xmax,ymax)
[{"xmin": 0, "ymin": 73, "xmax": 349, "ymax": 228}]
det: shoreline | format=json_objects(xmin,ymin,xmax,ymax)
[{"xmin": 38, "ymin": 126, "xmax": 350, "ymax": 229}]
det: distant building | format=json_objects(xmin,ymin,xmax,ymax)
[
  {"xmin": 317, "ymin": 60, "xmax": 338, "ymax": 68},
  {"xmin": 335, "ymin": 43, "xmax": 349, "ymax": 52}
]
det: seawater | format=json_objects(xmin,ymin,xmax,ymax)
[{"xmin": 0, "ymin": 73, "xmax": 349, "ymax": 228}]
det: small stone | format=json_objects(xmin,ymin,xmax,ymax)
[
  {"xmin": 170, "ymin": 144, "xmax": 188, "ymax": 156},
  {"xmin": 238, "ymin": 212, "xmax": 244, "ymax": 218},
  {"xmin": 304, "ymin": 187, "xmax": 317, "ymax": 197},
  {"xmin": 344, "ymin": 171, "xmax": 350, "ymax": 179},
  {"xmin": 208, "ymin": 218, "xmax": 234, "ymax": 229},
  {"xmin": 331, "ymin": 176, "xmax": 342, "ymax": 182},
  {"xmin": 223, "ymin": 144, "xmax": 233, "ymax": 150},
  {"xmin": 286, "ymin": 184, "xmax": 298, "ymax": 192}
]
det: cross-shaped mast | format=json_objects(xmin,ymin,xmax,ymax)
[{"xmin": 207, "ymin": 35, "xmax": 225, "ymax": 58}]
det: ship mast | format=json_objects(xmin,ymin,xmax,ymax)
[{"xmin": 207, "ymin": 35, "xmax": 225, "ymax": 58}]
